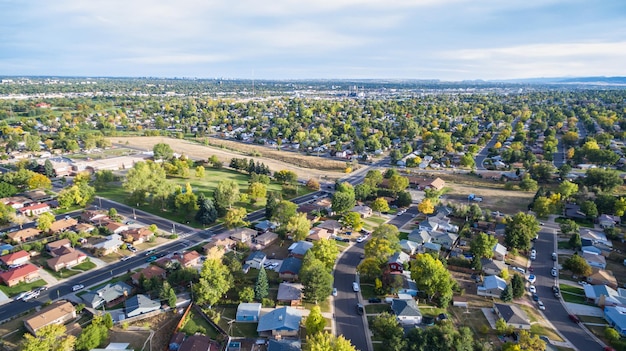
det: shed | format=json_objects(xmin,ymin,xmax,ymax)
[{"xmin": 236, "ymin": 302, "xmax": 262, "ymax": 322}]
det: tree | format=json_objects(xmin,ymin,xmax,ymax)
[
  {"xmin": 285, "ymin": 212, "xmax": 311, "ymax": 241},
  {"xmin": 21, "ymin": 324, "xmax": 75, "ymax": 351},
  {"xmin": 354, "ymin": 183, "xmax": 372, "ymax": 201},
  {"xmin": 357, "ymin": 258, "xmax": 383, "ymax": 280},
  {"xmin": 511, "ymin": 273, "xmax": 525, "ymax": 299},
  {"xmin": 557, "ymin": 180, "xmax": 579, "ymax": 201},
  {"xmin": 306, "ymin": 178, "xmax": 321, "ymax": 190},
  {"xmin": 37, "ymin": 212, "xmax": 55, "ymax": 232},
  {"xmin": 248, "ymin": 182, "xmax": 267, "ymax": 202},
  {"xmin": 460, "ymin": 153, "xmax": 475, "ymax": 168},
  {"xmin": 305, "ymin": 305, "xmax": 326, "ymax": 335},
  {"xmin": 195, "ymin": 194, "xmax": 218, "ymax": 225},
  {"xmin": 28, "ymin": 173, "xmax": 52, "ymax": 190},
  {"xmin": 239, "ymin": 287, "xmax": 255, "ymax": 302},
  {"xmin": 168, "ymin": 288, "xmax": 177, "ymax": 308},
  {"xmin": 418, "ymin": 198, "xmax": 435, "ymax": 214},
  {"xmin": 75, "ymin": 319, "xmax": 107, "ymax": 351},
  {"xmin": 560, "ymin": 219, "xmax": 580, "ymax": 235},
  {"xmin": 585, "ymin": 168, "xmax": 623, "ymax": 191},
  {"xmin": 224, "ymin": 207, "xmax": 248, "ymax": 229},
  {"xmin": 213, "ymin": 180, "xmax": 240, "ymax": 215},
  {"xmin": 331, "ymin": 191, "xmax": 356, "ymax": 214},
  {"xmin": 519, "ymin": 175, "xmax": 538, "ymax": 192},
  {"xmin": 504, "ymin": 212, "xmax": 539, "ymax": 251},
  {"xmin": 43, "ymin": 159, "xmax": 55, "ymax": 178},
  {"xmin": 369, "ymin": 312, "xmax": 405, "ymax": 351},
  {"xmin": 569, "ymin": 232, "xmax": 582, "ymax": 250},
  {"xmin": 304, "ymin": 332, "xmax": 357, "ymax": 351},
  {"xmin": 364, "ymin": 169, "xmax": 383, "ymax": 189},
  {"xmin": 310, "ymin": 239, "xmax": 340, "ymax": 271},
  {"xmin": 495, "ymin": 318, "xmax": 513, "ymax": 335},
  {"xmin": 470, "ymin": 233, "xmax": 498, "ymax": 259},
  {"xmin": 395, "ymin": 191, "xmax": 413, "ymax": 207},
  {"xmin": 153, "ymin": 142, "xmax": 173, "ymax": 162},
  {"xmin": 255, "ymin": 267, "xmax": 269, "ymax": 300},
  {"xmin": 272, "ymin": 200, "xmax": 298, "ymax": 228},
  {"xmin": 0, "ymin": 181, "xmax": 18, "ymax": 197},
  {"xmin": 387, "ymin": 174, "xmax": 409, "ymax": 195},
  {"xmin": 371, "ymin": 197, "xmax": 390, "ymax": 215},
  {"xmin": 274, "ymin": 169, "xmax": 298, "ymax": 184},
  {"xmin": 194, "ymin": 258, "xmax": 233, "ymax": 306},
  {"xmin": 174, "ymin": 183, "xmax": 199, "ymax": 216},
  {"xmin": 410, "ymin": 253, "xmax": 455, "ymax": 306},
  {"xmin": 532, "ymin": 196, "xmax": 553, "ymax": 217},
  {"xmin": 341, "ymin": 212, "xmax": 364, "ymax": 232},
  {"xmin": 562, "ymin": 254, "xmax": 592, "ymax": 277},
  {"xmin": 500, "ymin": 284, "xmax": 513, "ymax": 302},
  {"xmin": 580, "ymin": 200, "xmax": 598, "ymax": 219},
  {"xmin": 265, "ymin": 191, "xmax": 282, "ymax": 219},
  {"xmin": 516, "ymin": 330, "xmax": 546, "ymax": 351},
  {"xmin": 301, "ymin": 257, "xmax": 333, "ymax": 303},
  {"xmin": 123, "ymin": 161, "xmax": 167, "ymax": 204},
  {"xmin": 195, "ymin": 166, "xmax": 205, "ymax": 179}
]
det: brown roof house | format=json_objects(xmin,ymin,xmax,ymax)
[
  {"xmin": 587, "ymin": 268, "xmax": 619, "ymax": 289},
  {"xmin": 0, "ymin": 263, "xmax": 40, "ymax": 287},
  {"xmin": 203, "ymin": 238, "xmax": 235, "ymax": 260},
  {"xmin": 46, "ymin": 248, "xmax": 88, "ymax": 272},
  {"xmin": 307, "ymin": 227, "xmax": 331, "ymax": 241},
  {"xmin": 419, "ymin": 177, "xmax": 446, "ymax": 191},
  {"xmin": 80, "ymin": 210, "xmax": 108, "ymax": 224},
  {"xmin": 7, "ymin": 228, "xmax": 41, "ymax": 243},
  {"xmin": 122, "ymin": 227, "xmax": 154, "ymax": 245},
  {"xmin": 178, "ymin": 335, "xmax": 221, "ymax": 351},
  {"xmin": 132, "ymin": 265, "xmax": 166, "ymax": 285},
  {"xmin": 317, "ymin": 219, "xmax": 342, "ymax": 235},
  {"xmin": 46, "ymin": 239, "xmax": 72, "ymax": 253},
  {"xmin": 106, "ymin": 222, "xmax": 129, "ymax": 235},
  {"xmin": 228, "ymin": 227, "xmax": 257, "ymax": 243},
  {"xmin": 0, "ymin": 250, "xmax": 30, "ymax": 267},
  {"xmin": 174, "ymin": 251, "xmax": 202, "ymax": 268},
  {"xmin": 48, "ymin": 218, "xmax": 78, "ymax": 233},
  {"xmin": 24, "ymin": 300, "xmax": 76, "ymax": 335}
]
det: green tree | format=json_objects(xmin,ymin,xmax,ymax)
[
  {"xmin": 224, "ymin": 207, "xmax": 248, "ymax": 229},
  {"xmin": 305, "ymin": 305, "xmax": 326, "ymax": 335},
  {"xmin": 255, "ymin": 267, "xmax": 269, "ymax": 301},
  {"xmin": 560, "ymin": 219, "xmax": 580, "ymax": 235},
  {"xmin": 354, "ymin": 183, "xmax": 372, "ymax": 201},
  {"xmin": 519, "ymin": 175, "xmax": 539, "ymax": 191},
  {"xmin": 371, "ymin": 197, "xmax": 390, "ymax": 215},
  {"xmin": 123, "ymin": 161, "xmax": 167, "ymax": 204},
  {"xmin": 387, "ymin": 174, "xmax": 409, "ymax": 195},
  {"xmin": 213, "ymin": 179, "xmax": 240, "ymax": 215},
  {"xmin": 395, "ymin": 191, "xmax": 413, "ymax": 208},
  {"xmin": 195, "ymin": 165, "xmax": 205, "ymax": 179},
  {"xmin": 562, "ymin": 254, "xmax": 592, "ymax": 277},
  {"xmin": 37, "ymin": 212, "xmax": 55, "ymax": 232},
  {"xmin": 332, "ymin": 191, "xmax": 356, "ymax": 214},
  {"xmin": 500, "ymin": 284, "xmax": 513, "ymax": 302},
  {"xmin": 580, "ymin": 200, "xmax": 598, "ymax": 219},
  {"xmin": 195, "ymin": 194, "xmax": 218, "ymax": 225},
  {"xmin": 272, "ymin": 200, "xmax": 298, "ymax": 228},
  {"xmin": 274, "ymin": 169, "xmax": 298, "ymax": 184},
  {"xmin": 357, "ymin": 258, "xmax": 383, "ymax": 280},
  {"xmin": 569, "ymin": 232, "xmax": 582, "ymax": 250},
  {"xmin": 75, "ymin": 320, "xmax": 107, "ymax": 351},
  {"xmin": 0, "ymin": 181, "xmax": 18, "ymax": 197},
  {"xmin": 496, "ymin": 318, "xmax": 513, "ymax": 335},
  {"xmin": 194, "ymin": 258, "xmax": 233, "ymax": 306},
  {"xmin": 153, "ymin": 142, "xmax": 173, "ymax": 162},
  {"xmin": 585, "ymin": 168, "xmax": 623, "ymax": 191},
  {"xmin": 341, "ymin": 212, "xmax": 364, "ymax": 232},
  {"xmin": 248, "ymin": 182, "xmax": 267, "ymax": 202},
  {"xmin": 168, "ymin": 288, "xmax": 177, "ymax": 308},
  {"xmin": 285, "ymin": 212, "xmax": 311, "ymax": 241},
  {"xmin": 504, "ymin": 212, "xmax": 539, "ymax": 251},
  {"xmin": 557, "ymin": 180, "xmax": 579, "ymax": 201},
  {"xmin": 511, "ymin": 273, "xmax": 525, "ymax": 299},
  {"xmin": 304, "ymin": 332, "xmax": 357, "ymax": 351},
  {"xmin": 21, "ymin": 324, "xmax": 75, "ymax": 351},
  {"xmin": 460, "ymin": 154, "xmax": 475, "ymax": 168},
  {"xmin": 410, "ymin": 253, "xmax": 455, "ymax": 306},
  {"xmin": 301, "ymin": 257, "xmax": 334, "ymax": 303},
  {"xmin": 369, "ymin": 312, "xmax": 405, "ymax": 351},
  {"xmin": 532, "ymin": 196, "xmax": 553, "ymax": 217},
  {"xmin": 364, "ymin": 169, "xmax": 383, "ymax": 188},
  {"xmin": 239, "ymin": 287, "xmax": 255, "ymax": 302},
  {"xmin": 43, "ymin": 159, "xmax": 55, "ymax": 178},
  {"xmin": 310, "ymin": 239, "xmax": 340, "ymax": 271},
  {"xmin": 469, "ymin": 232, "xmax": 498, "ymax": 259}
]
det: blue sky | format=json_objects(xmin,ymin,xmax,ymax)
[{"xmin": 1, "ymin": 0, "xmax": 626, "ymax": 80}]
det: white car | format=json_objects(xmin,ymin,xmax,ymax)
[
  {"xmin": 72, "ymin": 284, "xmax": 84, "ymax": 292},
  {"xmin": 551, "ymin": 268, "xmax": 558, "ymax": 277},
  {"xmin": 537, "ymin": 300, "xmax": 546, "ymax": 311},
  {"xmin": 332, "ymin": 288, "xmax": 338, "ymax": 297},
  {"xmin": 529, "ymin": 285, "xmax": 536, "ymax": 294},
  {"xmin": 512, "ymin": 266, "xmax": 526, "ymax": 274},
  {"xmin": 530, "ymin": 253, "xmax": 536, "ymax": 260},
  {"xmin": 120, "ymin": 256, "xmax": 131, "ymax": 261},
  {"xmin": 356, "ymin": 236, "xmax": 367, "ymax": 243},
  {"xmin": 352, "ymin": 282, "xmax": 360, "ymax": 292}
]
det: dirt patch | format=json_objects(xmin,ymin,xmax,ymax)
[
  {"xmin": 112, "ymin": 312, "xmax": 181, "ymax": 351},
  {"xmin": 441, "ymin": 182, "xmax": 534, "ymax": 214},
  {"xmin": 108, "ymin": 136, "xmax": 347, "ymax": 182}
]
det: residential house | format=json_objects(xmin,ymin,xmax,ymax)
[
  {"xmin": 267, "ymin": 340, "xmax": 301, "ymax": 351},
  {"xmin": 255, "ymin": 231, "xmax": 278, "ymax": 246},
  {"xmin": 587, "ymin": 268, "xmax": 619, "ymax": 289},
  {"xmin": 391, "ymin": 298, "xmax": 422, "ymax": 325},
  {"xmin": 317, "ymin": 220, "xmax": 342, "ymax": 235},
  {"xmin": 481, "ymin": 259, "xmax": 507, "ymax": 276},
  {"xmin": 48, "ymin": 218, "xmax": 78, "ymax": 233},
  {"xmin": 178, "ymin": 335, "xmax": 220, "ymax": 351},
  {"xmin": 307, "ymin": 227, "xmax": 331, "ymax": 241},
  {"xmin": 399, "ymin": 240, "xmax": 419, "ymax": 255},
  {"xmin": 584, "ymin": 284, "xmax": 626, "ymax": 307},
  {"xmin": 228, "ymin": 227, "xmax": 257, "ymax": 243},
  {"xmin": 0, "ymin": 263, "xmax": 40, "ymax": 287},
  {"xmin": 493, "ymin": 303, "xmax": 531, "ymax": 330},
  {"xmin": 397, "ymin": 276, "xmax": 419, "ymax": 297},
  {"xmin": 388, "ymin": 252, "xmax": 410, "ymax": 273},
  {"xmin": 581, "ymin": 229, "xmax": 613, "ymax": 247},
  {"xmin": 430, "ymin": 231, "xmax": 459, "ymax": 249},
  {"xmin": 81, "ymin": 282, "xmax": 133, "ymax": 309},
  {"xmin": 492, "ymin": 243, "xmax": 507, "ymax": 261},
  {"xmin": 244, "ymin": 251, "xmax": 267, "ymax": 270},
  {"xmin": 1, "ymin": 195, "xmax": 31, "ymax": 209},
  {"xmin": 175, "ymin": 251, "xmax": 202, "ymax": 268},
  {"xmin": 106, "ymin": 222, "xmax": 129, "ymax": 235},
  {"xmin": 583, "ymin": 252, "xmax": 607, "ymax": 269},
  {"xmin": 254, "ymin": 220, "xmax": 277, "ymax": 233},
  {"xmin": 351, "ymin": 205, "xmax": 373, "ymax": 218},
  {"xmin": 605, "ymin": 306, "xmax": 626, "ymax": 336},
  {"xmin": 478, "ymin": 275, "xmax": 507, "ymax": 298},
  {"xmin": 80, "ymin": 210, "xmax": 108, "ymax": 224},
  {"xmin": 236, "ymin": 302, "xmax": 262, "ymax": 322},
  {"xmin": 24, "ymin": 301, "xmax": 76, "ymax": 335},
  {"xmin": 279, "ymin": 257, "xmax": 303, "ymax": 281},
  {"xmin": 0, "ymin": 250, "xmax": 30, "ymax": 267},
  {"xmin": 288, "ymin": 241, "xmax": 313, "ymax": 258},
  {"xmin": 203, "ymin": 238, "xmax": 235, "ymax": 260},
  {"xmin": 408, "ymin": 229, "xmax": 431, "ymax": 245},
  {"xmin": 49, "ymin": 246, "xmax": 75, "ymax": 258},
  {"xmin": 7, "ymin": 228, "xmax": 41, "ymax": 243},
  {"xmin": 256, "ymin": 307, "xmax": 302, "ymax": 337},
  {"xmin": 46, "ymin": 248, "xmax": 87, "ymax": 271},
  {"xmin": 122, "ymin": 228, "xmax": 154, "ymax": 245},
  {"xmin": 420, "ymin": 177, "xmax": 446, "ymax": 191},
  {"xmin": 74, "ymin": 223, "xmax": 95, "ymax": 234},
  {"xmin": 18, "ymin": 203, "xmax": 50, "ymax": 216},
  {"xmin": 277, "ymin": 282, "xmax": 303, "ymax": 306},
  {"xmin": 93, "ymin": 234, "xmax": 124, "ymax": 255},
  {"xmin": 46, "ymin": 239, "xmax": 72, "ymax": 253},
  {"xmin": 423, "ymin": 242, "xmax": 441, "ymax": 253},
  {"xmin": 565, "ymin": 203, "xmax": 586, "ymax": 220},
  {"xmin": 131, "ymin": 265, "xmax": 166, "ymax": 285},
  {"xmin": 598, "ymin": 214, "xmax": 620, "ymax": 229},
  {"xmin": 125, "ymin": 294, "xmax": 161, "ymax": 318}
]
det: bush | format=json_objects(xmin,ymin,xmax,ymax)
[
  {"xmin": 605, "ymin": 327, "xmax": 621, "ymax": 342},
  {"xmin": 262, "ymin": 298, "xmax": 274, "ymax": 307}
]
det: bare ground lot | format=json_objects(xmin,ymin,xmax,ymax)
[{"xmin": 108, "ymin": 136, "xmax": 347, "ymax": 181}]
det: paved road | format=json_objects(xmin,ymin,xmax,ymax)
[
  {"xmin": 474, "ymin": 117, "xmax": 520, "ymax": 170},
  {"xmin": 533, "ymin": 223, "xmax": 604, "ymax": 351},
  {"xmin": 334, "ymin": 241, "xmax": 369, "ymax": 351},
  {"xmin": 386, "ymin": 206, "xmax": 419, "ymax": 228}
]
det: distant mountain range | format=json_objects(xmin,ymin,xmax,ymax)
[{"xmin": 496, "ymin": 76, "xmax": 626, "ymax": 85}]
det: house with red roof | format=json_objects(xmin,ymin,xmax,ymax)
[
  {"xmin": 131, "ymin": 265, "xmax": 166, "ymax": 285},
  {"xmin": 0, "ymin": 263, "xmax": 40, "ymax": 287},
  {"xmin": 18, "ymin": 203, "xmax": 50, "ymax": 216},
  {"xmin": 0, "ymin": 250, "xmax": 30, "ymax": 267},
  {"xmin": 46, "ymin": 249, "xmax": 87, "ymax": 272}
]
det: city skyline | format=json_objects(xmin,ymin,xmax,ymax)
[{"xmin": 2, "ymin": 0, "xmax": 626, "ymax": 80}]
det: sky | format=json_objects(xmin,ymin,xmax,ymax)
[{"xmin": 1, "ymin": 0, "xmax": 626, "ymax": 80}]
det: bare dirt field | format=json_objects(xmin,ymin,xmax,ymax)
[{"xmin": 108, "ymin": 136, "xmax": 347, "ymax": 182}]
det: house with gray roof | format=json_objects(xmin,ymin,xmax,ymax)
[
  {"xmin": 244, "ymin": 251, "xmax": 267, "ymax": 270},
  {"xmin": 399, "ymin": 240, "xmax": 419, "ymax": 255},
  {"xmin": 430, "ymin": 231, "xmax": 459, "ymax": 249},
  {"xmin": 492, "ymin": 243, "xmax": 507, "ymax": 261},
  {"xmin": 236, "ymin": 302, "xmax": 262, "ymax": 322},
  {"xmin": 583, "ymin": 252, "xmax": 607, "ymax": 269},
  {"xmin": 388, "ymin": 251, "xmax": 410, "ymax": 273},
  {"xmin": 408, "ymin": 229, "xmax": 431, "ymax": 245},
  {"xmin": 481, "ymin": 258, "xmax": 507, "ymax": 276},
  {"xmin": 423, "ymin": 242, "xmax": 441, "ymax": 253},
  {"xmin": 277, "ymin": 282, "xmax": 303, "ymax": 305},
  {"xmin": 391, "ymin": 298, "xmax": 422, "ymax": 325},
  {"xmin": 81, "ymin": 282, "xmax": 133, "ymax": 309},
  {"xmin": 125, "ymin": 294, "xmax": 161, "ymax": 318},
  {"xmin": 477, "ymin": 275, "xmax": 507, "ymax": 298},
  {"xmin": 255, "ymin": 220, "xmax": 278, "ymax": 233},
  {"xmin": 279, "ymin": 257, "xmax": 303, "ymax": 281},
  {"xmin": 493, "ymin": 303, "xmax": 530, "ymax": 330},
  {"xmin": 268, "ymin": 340, "xmax": 301, "ymax": 351},
  {"xmin": 584, "ymin": 284, "xmax": 626, "ymax": 306},
  {"xmin": 257, "ymin": 307, "xmax": 302, "ymax": 337},
  {"xmin": 288, "ymin": 241, "xmax": 313, "ymax": 258},
  {"xmin": 92, "ymin": 234, "xmax": 124, "ymax": 255}
]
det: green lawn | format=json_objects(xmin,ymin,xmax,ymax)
[
  {"xmin": 359, "ymin": 284, "xmax": 378, "ymax": 299},
  {"xmin": 561, "ymin": 292, "xmax": 586, "ymax": 304},
  {"xmin": 398, "ymin": 232, "xmax": 408, "ymax": 240},
  {"xmin": 44, "ymin": 266, "xmax": 82, "ymax": 279},
  {"xmin": 559, "ymin": 284, "xmax": 584, "ymax": 295},
  {"xmin": 304, "ymin": 298, "xmax": 332, "ymax": 313},
  {"xmin": 72, "ymin": 261, "xmax": 97, "ymax": 271},
  {"xmin": 365, "ymin": 304, "xmax": 391, "ymax": 314},
  {"xmin": 0, "ymin": 279, "xmax": 47, "ymax": 297},
  {"xmin": 214, "ymin": 306, "xmax": 259, "ymax": 337},
  {"xmin": 419, "ymin": 306, "xmax": 448, "ymax": 318},
  {"xmin": 181, "ymin": 310, "xmax": 219, "ymax": 338},
  {"xmin": 554, "ymin": 216, "xmax": 594, "ymax": 228}
]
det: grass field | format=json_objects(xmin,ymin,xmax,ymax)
[
  {"xmin": 180, "ymin": 310, "xmax": 219, "ymax": 338},
  {"xmin": 0, "ymin": 279, "xmax": 47, "ymax": 297},
  {"xmin": 365, "ymin": 304, "xmax": 391, "ymax": 314},
  {"xmin": 215, "ymin": 306, "xmax": 259, "ymax": 337},
  {"xmin": 72, "ymin": 260, "xmax": 97, "ymax": 271},
  {"xmin": 559, "ymin": 284, "xmax": 584, "ymax": 295}
]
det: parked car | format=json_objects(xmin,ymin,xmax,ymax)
[
  {"xmin": 422, "ymin": 316, "xmax": 435, "ymax": 326},
  {"xmin": 120, "ymin": 256, "xmax": 131, "ymax": 261},
  {"xmin": 578, "ymin": 280, "xmax": 589, "ymax": 286},
  {"xmin": 146, "ymin": 256, "xmax": 157, "ymax": 263},
  {"xmin": 512, "ymin": 266, "xmax": 526, "ymax": 274},
  {"xmin": 568, "ymin": 314, "xmax": 580, "ymax": 323},
  {"xmin": 529, "ymin": 285, "xmax": 536, "ymax": 294},
  {"xmin": 552, "ymin": 252, "xmax": 557, "ymax": 261},
  {"xmin": 537, "ymin": 300, "xmax": 546, "ymax": 310},
  {"xmin": 532, "ymin": 294, "xmax": 539, "ymax": 301},
  {"xmin": 368, "ymin": 297, "xmax": 382, "ymax": 303},
  {"xmin": 528, "ymin": 274, "xmax": 536, "ymax": 284},
  {"xmin": 34, "ymin": 286, "xmax": 48, "ymax": 293},
  {"xmin": 352, "ymin": 282, "xmax": 360, "ymax": 292},
  {"xmin": 332, "ymin": 288, "xmax": 338, "ymax": 297},
  {"xmin": 356, "ymin": 236, "xmax": 367, "ymax": 243},
  {"xmin": 72, "ymin": 284, "xmax": 84, "ymax": 291},
  {"xmin": 530, "ymin": 252, "xmax": 536, "ymax": 260},
  {"xmin": 552, "ymin": 286, "xmax": 560, "ymax": 294},
  {"xmin": 551, "ymin": 268, "xmax": 558, "ymax": 277},
  {"xmin": 356, "ymin": 303, "xmax": 364, "ymax": 315},
  {"xmin": 23, "ymin": 291, "xmax": 39, "ymax": 301},
  {"xmin": 14, "ymin": 292, "xmax": 30, "ymax": 301}
]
